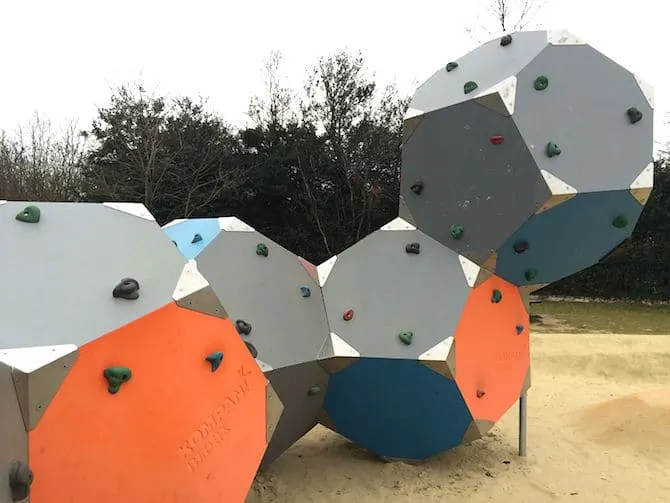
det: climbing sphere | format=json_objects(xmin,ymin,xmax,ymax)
[{"xmin": 400, "ymin": 29, "xmax": 654, "ymax": 288}]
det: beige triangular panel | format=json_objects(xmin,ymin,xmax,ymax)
[
  {"xmin": 535, "ymin": 193, "xmax": 577, "ymax": 214},
  {"xmin": 521, "ymin": 366, "xmax": 532, "ymax": 395},
  {"xmin": 175, "ymin": 285, "xmax": 228, "ymax": 319},
  {"xmin": 12, "ymin": 348, "xmax": 78, "ymax": 430},
  {"xmin": 462, "ymin": 419, "xmax": 495, "ymax": 443},
  {"xmin": 474, "ymin": 77, "xmax": 517, "ymax": 116},
  {"xmin": 266, "ymin": 380, "xmax": 284, "ymax": 443},
  {"xmin": 398, "ymin": 197, "xmax": 416, "ymax": 226},
  {"xmin": 419, "ymin": 337, "xmax": 455, "ymax": 380},
  {"xmin": 446, "ymin": 339, "xmax": 457, "ymax": 379},
  {"xmin": 403, "ymin": 113, "xmax": 424, "ymax": 145},
  {"xmin": 298, "ymin": 256, "xmax": 319, "ymax": 282},
  {"xmin": 319, "ymin": 356, "xmax": 358, "ymax": 375},
  {"xmin": 629, "ymin": 162, "xmax": 654, "ymax": 205},
  {"xmin": 536, "ymin": 169, "xmax": 578, "ymax": 214}
]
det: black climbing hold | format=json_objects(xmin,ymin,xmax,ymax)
[
  {"xmin": 300, "ymin": 285, "xmax": 312, "ymax": 298},
  {"xmin": 405, "ymin": 242, "xmax": 420, "ymax": 254},
  {"xmin": 191, "ymin": 233, "xmax": 203, "ymax": 244},
  {"xmin": 546, "ymin": 142, "xmax": 561, "ymax": 158},
  {"xmin": 612, "ymin": 215, "xmax": 628, "ymax": 228},
  {"xmin": 235, "ymin": 319, "xmax": 252, "ymax": 336},
  {"xmin": 398, "ymin": 331, "xmax": 413, "ymax": 345},
  {"xmin": 9, "ymin": 460, "xmax": 33, "ymax": 501},
  {"xmin": 513, "ymin": 240, "xmax": 529, "ymax": 254},
  {"xmin": 307, "ymin": 386, "xmax": 321, "ymax": 396},
  {"xmin": 500, "ymin": 34, "xmax": 513, "ymax": 46},
  {"xmin": 524, "ymin": 268, "xmax": 538, "ymax": 281},
  {"xmin": 205, "ymin": 351, "xmax": 224, "ymax": 372},
  {"xmin": 450, "ymin": 224, "xmax": 464, "ymax": 240},
  {"xmin": 534, "ymin": 75, "xmax": 549, "ymax": 91},
  {"xmin": 464, "ymin": 81, "xmax": 478, "ymax": 94},
  {"xmin": 476, "ymin": 390, "xmax": 486, "ymax": 398},
  {"xmin": 103, "ymin": 366, "xmax": 132, "ymax": 394},
  {"xmin": 490, "ymin": 135, "xmax": 504, "ymax": 145},
  {"xmin": 627, "ymin": 107, "xmax": 643, "ymax": 124},
  {"xmin": 343, "ymin": 309, "xmax": 354, "ymax": 321},
  {"xmin": 491, "ymin": 290, "xmax": 503, "ymax": 303},
  {"xmin": 516, "ymin": 325, "xmax": 524, "ymax": 335},
  {"xmin": 245, "ymin": 341, "xmax": 258, "ymax": 359},
  {"xmin": 410, "ymin": 181, "xmax": 424, "ymax": 195},
  {"xmin": 446, "ymin": 61, "xmax": 459, "ymax": 72},
  {"xmin": 112, "ymin": 278, "xmax": 140, "ymax": 300},
  {"xmin": 15, "ymin": 205, "xmax": 40, "ymax": 223},
  {"xmin": 256, "ymin": 243, "xmax": 269, "ymax": 257}
]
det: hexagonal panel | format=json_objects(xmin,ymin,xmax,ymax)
[
  {"xmin": 319, "ymin": 218, "xmax": 472, "ymax": 360},
  {"xmin": 494, "ymin": 190, "xmax": 644, "ymax": 286},
  {"xmin": 29, "ymin": 301, "xmax": 267, "ymax": 503},
  {"xmin": 454, "ymin": 276, "xmax": 529, "ymax": 426},
  {"xmin": 165, "ymin": 217, "xmax": 331, "ymax": 468},
  {"xmin": 513, "ymin": 43, "xmax": 654, "ymax": 193},
  {"xmin": 0, "ymin": 202, "xmax": 184, "ymax": 350},
  {"xmin": 323, "ymin": 358, "xmax": 473, "ymax": 460},
  {"xmin": 401, "ymin": 100, "xmax": 551, "ymax": 265}
]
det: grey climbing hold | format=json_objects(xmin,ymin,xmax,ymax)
[{"xmin": 112, "ymin": 278, "xmax": 140, "ymax": 300}]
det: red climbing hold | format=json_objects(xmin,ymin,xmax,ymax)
[
  {"xmin": 476, "ymin": 390, "xmax": 486, "ymax": 399},
  {"xmin": 490, "ymin": 135, "xmax": 504, "ymax": 145},
  {"xmin": 342, "ymin": 309, "xmax": 354, "ymax": 321}
]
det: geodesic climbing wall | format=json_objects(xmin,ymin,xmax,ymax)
[
  {"xmin": 0, "ymin": 202, "xmax": 281, "ymax": 503},
  {"xmin": 165, "ymin": 217, "xmax": 331, "ymax": 469}
]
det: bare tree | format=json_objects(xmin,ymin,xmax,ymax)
[
  {"xmin": 0, "ymin": 114, "xmax": 87, "ymax": 201},
  {"xmin": 465, "ymin": 0, "xmax": 547, "ymax": 43},
  {"xmin": 248, "ymin": 51, "xmax": 297, "ymax": 129}
]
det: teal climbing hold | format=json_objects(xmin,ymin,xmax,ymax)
[
  {"xmin": 446, "ymin": 62, "xmax": 459, "ymax": 72},
  {"xmin": 546, "ymin": 142, "xmax": 561, "ymax": 158},
  {"xmin": 300, "ymin": 285, "xmax": 312, "ymax": 298},
  {"xmin": 450, "ymin": 224, "xmax": 464, "ymax": 240},
  {"xmin": 464, "ymin": 81, "xmax": 478, "ymax": 94},
  {"xmin": 191, "ymin": 233, "xmax": 203, "ymax": 244},
  {"xmin": 15, "ymin": 205, "xmax": 41, "ymax": 223},
  {"xmin": 516, "ymin": 325, "xmax": 524, "ymax": 335},
  {"xmin": 205, "ymin": 352, "xmax": 224, "ymax": 372},
  {"xmin": 398, "ymin": 331, "xmax": 414, "ymax": 345},
  {"xmin": 491, "ymin": 290, "xmax": 503, "ymax": 303}
]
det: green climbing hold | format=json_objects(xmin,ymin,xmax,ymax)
[
  {"xmin": 450, "ymin": 224, "xmax": 464, "ymax": 240},
  {"xmin": 534, "ymin": 76, "xmax": 549, "ymax": 91},
  {"xmin": 491, "ymin": 290, "xmax": 503, "ymax": 303},
  {"xmin": 446, "ymin": 61, "xmax": 459, "ymax": 72},
  {"xmin": 464, "ymin": 81, "xmax": 478, "ymax": 94},
  {"xmin": 191, "ymin": 233, "xmax": 203, "ymax": 244},
  {"xmin": 15, "ymin": 205, "xmax": 40, "ymax": 223},
  {"xmin": 103, "ymin": 366, "xmax": 132, "ymax": 394},
  {"xmin": 546, "ymin": 142, "xmax": 561, "ymax": 158},
  {"xmin": 398, "ymin": 331, "xmax": 414, "ymax": 345},
  {"xmin": 256, "ymin": 243, "xmax": 269, "ymax": 257},
  {"xmin": 612, "ymin": 215, "xmax": 628, "ymax": 228},
  {"xmin": 524, "ymin": 268, "xmax": 538, "ymax": 281},
  {"xmin": 307, "ymin": 386, "xmax": 321, "ymax": 396}
]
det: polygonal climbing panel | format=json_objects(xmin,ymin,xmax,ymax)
[
  {"xmin": 0, "ymin": 202, "xmax": 275, "ymax": 503},
  {"xmin": 318, "ymin": 217, "xmax": 529, "ymax": 461},
  {"xmin": 401, "ymin": 29, "xmax": 654, "ymax": 277},
  {"xmin": 165, "ymin": 217, "xmax": 331, "ymax": 469}
]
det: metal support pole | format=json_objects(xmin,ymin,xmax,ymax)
[{"xmin": 518, "ymin": 392, "xmax": 527, "ymax": 456}]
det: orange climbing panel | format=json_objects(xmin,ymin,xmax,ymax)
[
  {"xmin": 29, "ymin": 302, "xmax": 267, "ymax": 503},
  {"xmin": 454, "ymin": 275, "xmax": 530, "ymax": 423}
]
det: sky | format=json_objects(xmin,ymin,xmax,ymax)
[{"xmin": 0, "ymin": 0, "xmax": 667, "ymax": 149}]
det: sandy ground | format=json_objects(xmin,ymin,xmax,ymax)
[{"xmin": 247, "ymin": 333, "xmax": 670, "ymax": 503}]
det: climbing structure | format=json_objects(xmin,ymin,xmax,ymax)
[
  {"xmin": 0, "ymin": 202, "xmax": 280, "ymax": 503},
  {"xmin": 401, "ymin": 29, "xmax": 653, "ymax": 290},
  {"xmin": 164, "ymin": 218, "xmax": 330, "ymax": 469}
]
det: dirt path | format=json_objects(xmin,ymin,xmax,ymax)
[{"xmin": 248, "ymin": 333, "xmax": 670, "ymax": 503}]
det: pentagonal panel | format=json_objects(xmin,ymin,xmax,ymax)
[
  {"xmin": 320, "ymin": 219, "xmax": 473, "ymax": 360},
  {"xmin": 401, "ymin": 100, "xmax": 551, "ymax": 264},
  {"xmin": 260, "ymin": 361, "xmax": 330, "ymax": 470},
  {"xmin": 494, "ymin": 190, "xmax": 644, "ymax": 286},
  {"xmin": 0, "ymin": 202, "xmax": 184, "ymax": 350},
  {"xmin": 0, "ymin": 362, "xmax": 28, "ymax": 503},
  {"xmin": 163, "ymin": 217, "xmax": 222, "ymax": 260},
  {"xmin": 323, "ymin": 358, "xmax": 473, "ymax": 460},
  {"xmin": 513, "ymin": 44, "xmax": 654, "ymax": 192},
  {"xmin": 191, "ymin": 222, "xmax": 330, "ymax": 371},
  {"xmin": 29, "ymin": 302, "xmax": 267, "ymax": 503},
  {"xmin": 408, "ymin": 30, "xmax": 548, "ymax": 117},
  {"xmin": 454, "ymin": 276, "xmax": 529, "ymax": 424}
]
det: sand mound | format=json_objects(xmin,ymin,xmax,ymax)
[{"xmin": 571, "ymin": 387, "xmax": 670, "ymax": 461}]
